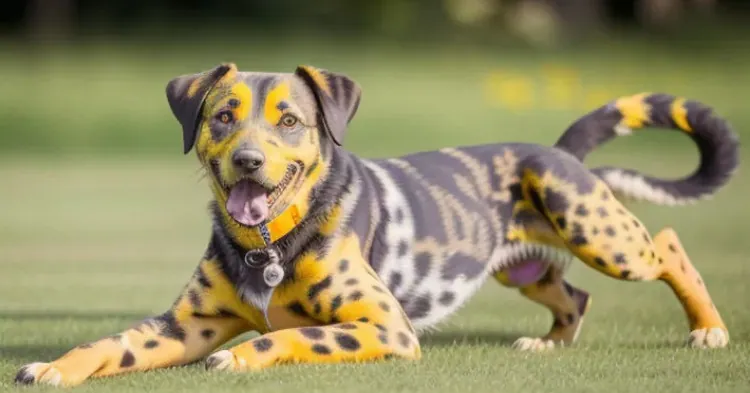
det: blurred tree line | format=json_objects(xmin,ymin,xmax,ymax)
[{"xmin": 1, "ymin": 0, "xmax": 748, "ymax": 46}]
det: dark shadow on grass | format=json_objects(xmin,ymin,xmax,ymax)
[
  {"xmin": 0, "ymin": 311, "xmax": 150, "ymax": 321},
  {"xmin": 420, "ymin": 330, "xmax": 525, "ymax": 347}
]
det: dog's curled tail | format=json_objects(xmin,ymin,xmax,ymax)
[{"xmin": 554, "ymin": 93, "xmax": 740, "ymax": 206}]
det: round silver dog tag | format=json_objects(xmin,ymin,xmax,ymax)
[{"xmin": 263, "ymin": 263, "xmax": 284, "ymax": 287}]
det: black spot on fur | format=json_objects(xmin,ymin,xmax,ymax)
[
  {"xmin": 155, "ymin": 312, "xmax": 186, "ymax": 342},
  {"xmin": 120, "ymin": 351, "xmax": 136, "ymax": 368},
  {"xmin": 308, "ymin": 276, "xmax": 332, "ymax": 300},
  {"xmin": 632, "ymin": 219, "xmax": 641, "ymax": 228},
  {"xmin": 188, "ymin": 289, "xmax": 202, "ymax": 309},
  {"xmin": 201, "ymin": 329, "xmax": 215, "ymax": 340},
  {"xmin": 620, "ymin": 270, "xmax": 632, "ymax": 279},
  {"xmin": 330, "ymin": 295, "xmax": 343, "ymax": 315},
  {"xmin": 144, "ymin": 340, "xmax": 159, "ymax": 349},
  {"xmin": 543, "ymin": 188, "xmax": 569, "ymax": 213},
  {"xmin": 397, "ymin": 332, "xmax": 411, "ymax": 348},
  {"xmin": 570, "ymin": 235, "xmax": 588, "ymax": 246},
  {"xmin": 394, "ymin": 239, "xmax": 409, "ymax": 258},
  {"xmin": 389, "ymin": 271, "xmax": 403, "ymax": 292},
  {"xmin": 621, "ymin": 223, "xmax": 630, "ymax": 231},
  {"xmin": 372, "ymin": 285, "xmax": 386, "ymax": 294},
  {"xmin": 668, "ymin": 244, "xmax": 678, "ymax": 253},
  {"xmin": 313, "ymin": 303, "xmax": 322, "ymax": 315},
  {"xmin": 394, "ymin": 208, "xmax": 404, "ymax": 223},
  {"xmin": 658, "ymin": 257, "xmax": 664, "ymax": 264},
  {"xmin": 592, "ymin": 227, "xmax": 600, "ymax": 235},
  {"xmin": 348, "ymin": 290, "xmax": 364, "ymax": 302},
  {"xmin": 555, "ymin": 217, "xmax": 567, "ymax": 230},
  {"xmin": 338, "ymin": 259, "xmax": 349, "ymax": 273},
  {"xmin": 196, "ymin": 267, "xmax": 212, "ymax": 288},
  {"xmin": 311, "ymin": 344, "xmax": 332, "ymax": 355},
  {"xmin": 643, "ymin": 232, "xmax": 650, "ymax": 242},
  {"xmin": 339, "ymin": 323, "xmax": 358, "ymax": 330},
  {"xmin": 287, "ymin": 302, "xmax": 307, "ymax": 317},
  {"xmin": 438, "ymin": 291, "xmax": 455, "ymax": 306},
  {"xmin": 77, "ymin": 343, "xmax": 94, "ymax": 349},
  {"xmin": 601, "ymin": 191, "xmax": 610, "ymax": 200},
  {"xmin": 299, "ymin": 327, "xmax": 325, "ymax": 340},
  {"xmin": 604, "ymin": 226, "xmax": 617, "ymax": 237},
  {"xmin": 253, "ymin": 338, "xmax": 273, "ymax": 352},
  {"xmin": 379, "ymin": 302, "xmax": 391, "ymax": 312},
  {"xmin": 216, "ymin": 308, "xmax": 240, "ymax": 318},
  {"xmin": 378, "ymin": 334, "xmax": 388, "ymax": 344},
  {"xmin": 344, "ymin": 278, "xmax": 358, "ymax": 286},
  {"xmin": 334, "ymin": 333, "xmax": 361, "ymax": 351},
  {"xmin": 357, "ymin": 317, "xmax": 370, "ymax": 323},
  {"xmin": 414, "ymin": 253, "xmax": 431, "ymax": 279},
  {"xmin": 407, "ymin": 294, "xmax": 432, "ymax": 320},
  {"xmin": 374, "ymin": 323, "xmax": 387, "ymax": 332},
  {"xmin": 597, "ymin": 207, "xmax": 609, "ymax": 218},
  {"xmin": 594, "ymin": 257, "xmax": 606, "ymax": 267},
  {"xmin": 613, "ymin": 253, "xmax": 627, "ymax": 264},
  {"xmin": 574, "ymin": 204, "xmax": 590, "ymax": 217}
]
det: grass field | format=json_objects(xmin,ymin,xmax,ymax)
[{"xmin": 1, "ymin": 39, "xmax": 749, "ymax": 392}]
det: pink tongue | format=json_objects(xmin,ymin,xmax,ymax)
[{"xmin": 226, "ymin": 180, "xmax": 269, "ymax": 227}]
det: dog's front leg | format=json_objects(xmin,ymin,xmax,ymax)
[
  {"xmin": 15, "ymin": 259, "xmax": 255, "ymax": 387},
  {"xmin": 206, "ymin": 252, "xmax": 421, "ymax": 371}
]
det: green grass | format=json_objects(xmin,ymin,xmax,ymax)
[{"xmin": 1, "ymin": 38, "xmax": 749, "ymax": 392}]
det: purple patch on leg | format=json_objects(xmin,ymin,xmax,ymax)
[{"xmin": 505, "ymin": 260, "xmax": 549, "ymax": 286}]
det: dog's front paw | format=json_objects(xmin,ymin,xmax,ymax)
[
  {"xmin": 688, "ymin": 327, "xmax": 729, "ymax": 349},
  {"xmin": 205, "ymin": 350, "xmax": 242, "ymax": 372},
  {"xmin": 15, "ymin": 362, "xmax": 64, "ymax": 386},
  {"xmin": 511, "ymin": 337, "xmax": 559, "ymax": 352}
]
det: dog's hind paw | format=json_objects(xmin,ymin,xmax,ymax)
[
  {"xmin": 205, "ymin": 350, "xmax": 240, "ymax": 371},
  {"xmin": 511, "ymin": 337, "xmax": 558, "ymax": 352},
  {"xmin": 15, "ymin": 362, "xmax": 63, "ymax": 386},
  {"xmin": 688, "ymin": 327, "xmax": 729, "ymax": 349}
]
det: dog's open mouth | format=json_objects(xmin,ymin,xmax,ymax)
[{"xmin": 225, "ymin": 165, "xmax": 298, "ymax": 227}]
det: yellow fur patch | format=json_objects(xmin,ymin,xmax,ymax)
[
  {"xmin": 670, "ymin": 98, "xmax": 693, "ymax": 133},
  {"xmin": 614, "ymin": 93, "xmax": 652, "ymax": 128},
  {"xmin": 263, "ymin": 82, "xmax": 291, "ymax": 125}
]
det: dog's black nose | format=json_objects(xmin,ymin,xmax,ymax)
[{"xmin": 232, "ymin": 149, "xmax": 265, "ymax": 171}]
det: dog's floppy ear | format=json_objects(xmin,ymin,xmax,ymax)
[
  {"xmin": 294, "ymin": 65, "xmax": 362, "ymax": 146},
  {"xmin": 166, "ymin": 63, "xmax": 237, "ymax": 154}
]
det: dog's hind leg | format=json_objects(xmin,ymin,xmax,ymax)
[
  {"xmin": 519, "ymin": 156, "xmax": 729, "ymax": 348},
  {"xmin": 495, "ymin": 265, "xmax": 591, "ymax": 351}
]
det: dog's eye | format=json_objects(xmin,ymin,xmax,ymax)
[
  {"xmin": 279, "ymin": 113, "xmax": 298, "ymax": 128},
  {"xmin": 216, "ymin": 111, "xmax": 234, "ymax": 125}
]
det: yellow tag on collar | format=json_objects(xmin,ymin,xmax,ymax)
[{"xmin": 267, "ymin": 204, "xmax": 301, "ymax": 243}]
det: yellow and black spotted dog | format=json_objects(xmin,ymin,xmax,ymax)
[{"xmin": 17, "ymin": 63, "xmax": 740, "ymax": 386}]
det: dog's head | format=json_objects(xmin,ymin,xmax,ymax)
[{"xmin": 166, "ymin": 63, "xmax": 361, "ymax": 233}]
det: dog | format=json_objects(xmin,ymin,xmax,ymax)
[{"xmin": 16, "ymin": 63, "xmax": 740, "ymax": 387}]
